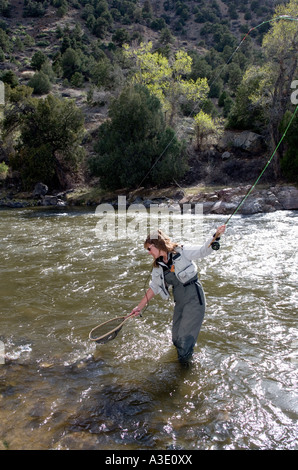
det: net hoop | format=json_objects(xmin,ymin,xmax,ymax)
[{"xmin": 89, "ymin": 316, "xmax": 127, "ymax": 343}]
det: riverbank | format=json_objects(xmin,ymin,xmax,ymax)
[{"xmin": 0, "ymin": 183, "xmax": 297, "ymax": 216}]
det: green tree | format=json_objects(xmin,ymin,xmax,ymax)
[
  {"xmin": 228, "ymin": 1, "xmax": 298, "ymax": 177},
  {"xmin": 28, "ymin": 71, "xmax": 52, "ymax": 95},
  {"xmin": 159, "ymin": 27, "xmax": 175, "ymax": 45},
  {"xmin": 70, "ymin": 71, "xmax": 84, "ymax": 88},
  {"xmin": 57, "ymin": 0, "xmax": 68, "ymax": 18},
  {"xmin": 3, "ymin": 83, "xmax": 33, "ymax": 108},
  {"xmin": 0, "ymin": 0, "xmax": 12, "ymax": 17},
  {"xmin": 1, "ymin": 70, "xmax": 18, "ymax": 87},
  {"xmin": 227, "ymin": 65, "xmax": 270, "ymax": 131},
  {"xmin": 90, "ymin": 85, "xmax": 187, "ymax": 190},
  {"xmin": 92, "ymin": 8, "xmax": 113, "ymax": 38},
  {"xmin": 0, "ymin": 162, "xmax": 9, "ymax": 180},
  {"xmin": 90, "ymin": 58, "xmax": 112, "ymax": 88},
  {"xmin": 280, "ymin": 110, "xmax": 298, "ymax": 181},
  {"xmin": 262, "ymin": 1, "xmax": 298, "ymax": 176},
  {"xmin": 112, "ymin": 28, "xmax": 130, "ymax": 46},
  {"xmin": 0, "ymin": 27, "xmax": 11, "ymax": 52},
  {"xmin": 123, "ymin": 42, "xmax": 209, "ymax": 124},
  {"xmin": 142, "ymin": 0, "xmax": 153, "ymax": 20},
  {"xmin": 31, "ymin": 50, "xmax": 47, "ymax": 71},
  {"xmin": 23, "ymin": 0, "xmax": 47, "ymax": 17},
  {"xmin": 61, "ymin": 47, "xmax": 81, "ymax": 80},
  {"xmin": 9, "ymin": 94, "xmax": 85, "ymax": 189},
  {"xmin": 194, "ymin": 110, "xmax": 223, "ymax": 150},
  {"xmin": 227, "ymin": 63, "xmax": 242, "ymax": 94}
]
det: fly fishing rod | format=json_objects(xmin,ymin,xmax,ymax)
[
  {"xmin": 139, "ymin": 16, "xmax": 298, "ymax": 249},
  {"xmin": 224, "ymin": 104, "xmax": 298, "ymax": 227},
  {"xmin": 90, "ymin": 15, "xmax": 298, "ymax": 339},
  {"xmin": 208, "ymin": 102, "xmax": 298, "ymax": 249},
  {"xmin": 181, "ymin": 14, "xmax": 298, "ymax": 249}
]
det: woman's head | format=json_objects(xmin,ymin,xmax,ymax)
[{"xmin": 144, "ymin": 230, "xmax": 178, "ymax": 266}]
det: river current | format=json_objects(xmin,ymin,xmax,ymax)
[{"xmin": 0, "ymin": 206, "xmax": 297, "ymax": 450}]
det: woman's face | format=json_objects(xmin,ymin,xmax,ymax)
[{"xmin": 145, "ymin": 243, "xmax": 160, "ymax": 259}]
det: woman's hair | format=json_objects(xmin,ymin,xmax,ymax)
[{"xmin": 144, "ymin": 229, "xmax": 179, "ymax": 267}]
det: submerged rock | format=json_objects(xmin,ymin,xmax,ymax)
[{"xmin": 41, "ymin": 195, "xmax": 66, "ymax": 207}]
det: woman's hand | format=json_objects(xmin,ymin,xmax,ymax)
[
  {"xmin": 128, "ymin": 289, "xmax": 155, "ymax": 318},
  {"xmin": 129, "ymin": 307, "xmax": 142, "ymax": 317},
  {"xmin": 216, "ymin": 224, "xmax": 226, "ymax": 237}
]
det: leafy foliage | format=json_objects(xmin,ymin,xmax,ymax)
[
  {"xmin": 90, "ymin": 85, "xmax": 187, "ymax": 189},
  {"xmin": 8, "ymin": 94, "xmax": 85, "ymax": 189},
  {"xmin": 194, "ymin": 110, "xmax": 223, "ymax": 150},
  {"xmin": 28, "ymin": 71, "xmax": 52, "ymax": 95},
  {"xmin": 280, "ymin": 110, "xmax": 298, "ymax": 181},
  {"xmin": 227, "ymin": 65, "xmax": 271, "ymax": 131},
  {"xmin": 227, "ymin": 0, "xmax": 298, "ymax": 175},
  {"xmin": 123, "ymin": 42, "xmax": 209, "ymax": 122},
  {"xmin": 0, "ymin": 161, "xmax": 9, "ymax": 179}
]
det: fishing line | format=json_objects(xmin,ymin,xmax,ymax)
[
  {"xmin": 135, "ymin": 15, "xmax": 298, "ymax": 305},
  {"xmin": 136, "ymin": 15, "xmax": 298, "ymax": 189},
  {"xmin": 91, "ymin": 17, "xmax": 298, "ymax": 338},
  {"xmin": 223, "ymin": 102, "xmax": 298, "ymax": 226},
  {"xmin": 206, "ymin": 102, "xmax": 298, "ymax": 248}
]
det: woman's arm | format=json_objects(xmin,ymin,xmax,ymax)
[
  {"xmin": 183, "ymin": 224, "xmax": 226, "ymax": 260},
  {"xmin": 129, "ymin": 288, "xmax": 155, "ymax": 316}
]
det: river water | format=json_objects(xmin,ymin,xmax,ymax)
[{"xmin": 0, "ymin": 206, "xmax": 297, "ymax": 450}]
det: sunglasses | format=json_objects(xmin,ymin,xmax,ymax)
[{"xmin": 147, "ymin": 244, "xmax": 154, "ymax": 252}]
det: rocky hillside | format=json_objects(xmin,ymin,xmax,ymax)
[
  {"xmin": 1, "ymin": 0, "xmax": 279, "ymax": 107},
  {"xmin": 0, "ymin": 0, "xmax": 296, "ymax": 201}
]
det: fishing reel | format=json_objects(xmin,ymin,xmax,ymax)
[
  {"xmin": 211, "ymin": 241, "xmax": 220, "ymax": 250},
  {"xmin": 211, "ymin": 233, "xmax": 221, "ymax": 250}
]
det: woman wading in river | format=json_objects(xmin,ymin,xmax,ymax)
[{"xmin": 130, "ymin": 226, "xmax": 226, "ymax": 365}]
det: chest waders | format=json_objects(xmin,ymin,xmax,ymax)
[{"xmin": 164, "ymin": 270, "xmax": 206, "ymax": 365}]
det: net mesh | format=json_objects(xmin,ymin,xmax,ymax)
[{"xmin": 89, "ymin": 317, "xmax": 125, "ymax": 344}]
